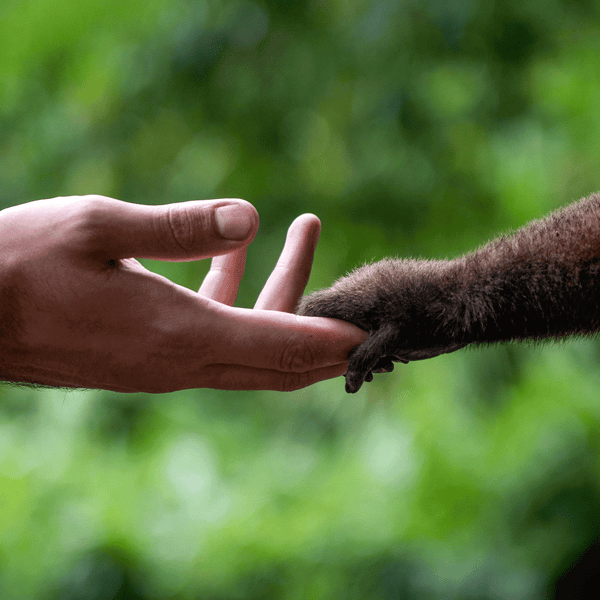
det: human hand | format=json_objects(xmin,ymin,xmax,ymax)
[{"xmin": 0, "ymin": 195, "xmax": 366, "ymax": 393}]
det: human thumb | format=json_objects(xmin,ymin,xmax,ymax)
[
  {"xmin": 79, "ymin": 196, "xmax": 259, "ymax": 261},
  {"xmin": 155, "ymin": 198, "xmax": 259, "ymax": 260}
]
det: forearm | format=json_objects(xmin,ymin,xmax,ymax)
[{"xmin": 445, "ymin": 192, "xmax": 600, "ymax": 345}]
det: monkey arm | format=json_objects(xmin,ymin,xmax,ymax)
[
  {"xmin": 456, "ymin": 192, "xmax": 600, "ymax": 343},
  {"xmin": 297, "ymin": 192, "xmax": 600, "ymax": 393}
]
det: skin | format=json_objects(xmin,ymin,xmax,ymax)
[
  {"xmin": 0, "ymin": 195, "xmax": 366, "ymax": 393},
  {"xmin": 297, "ymin": 192, "xmax": 600, "ymax": 393}
]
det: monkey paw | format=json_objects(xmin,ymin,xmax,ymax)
[
  {"xmin": 296, "ymin": 261, "xmax": 467, "ymax": 393},
  {"xmin": 343, "ymin": 323, "xmax": 467, "ymax": 393}
]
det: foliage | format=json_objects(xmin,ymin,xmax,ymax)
[{"xmin": 2, "ymin": 0, "xmax": 600, "ymax": 597}]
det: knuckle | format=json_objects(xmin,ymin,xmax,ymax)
[
  {"xmin": 164, "ymin": 204, "xmax": 205, "ymax": 256},
  {"xmin": 278, "ymin": 371, "xmax": 311, "ymax": 392},
  {"xmin": 279, "ymin": 335, "xmax": 319, "ymax": 373},
  {"xmin": 66, "ymin": 195, "xmax": 115, "ymax": 247},
  {"xmin": 70, "ymin": 195, "xmax": 105, "ymax": 220},
  {"xmin": 74, "ymin": 195, "xmax": 113, "ymax": 218}
]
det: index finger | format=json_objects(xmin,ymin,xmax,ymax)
[
  {"xmin": 209, "ymin": 306, "xmax": 367, "ymax": 372},
  {"xmin": 254, "ymin": 214, "xmax": 321, "ymax": 312}
]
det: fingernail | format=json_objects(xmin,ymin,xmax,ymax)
[{"xmin": 215, "ymin": 204, "xmax": 253, "ymax": 240}]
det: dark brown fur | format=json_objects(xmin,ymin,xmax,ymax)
[{"xmin": 296, "ymin": 193, "xmax": 600, "ymax": 392}]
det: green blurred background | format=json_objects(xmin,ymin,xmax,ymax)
[{"xmin": 2, "ymin": 0, "xmax": 600, "ymax": 597}]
